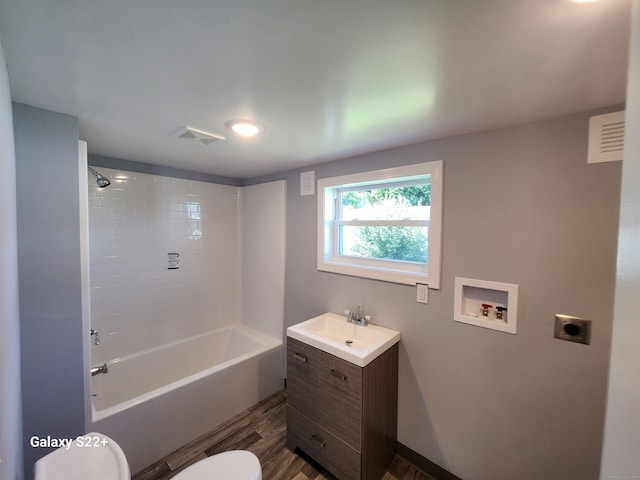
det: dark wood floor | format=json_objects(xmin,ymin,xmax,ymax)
[{"xmin": 133, "ymin": 390, "xmax": 436, "ymax": 480}]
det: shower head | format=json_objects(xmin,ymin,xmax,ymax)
[
  {"xmin": 88, "ymin": 166, "xmax": 111, "ymax": 188},
  {"xmin": 96, "ymin": 176, "xmax": 111, "ymax": 188}
]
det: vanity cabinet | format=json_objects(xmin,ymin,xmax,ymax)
[{"xmin": 286, "ymin": 336, "xmax": 399, "ymax": 480}]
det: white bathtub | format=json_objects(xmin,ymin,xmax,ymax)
[{"xmin": 89, "ymin": 324, "xmax": 283, "ymax": 473}]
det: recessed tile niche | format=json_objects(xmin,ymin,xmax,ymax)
[{"xmin": 453, "ymin": 277, "xmax": 519, "ymax": 334}]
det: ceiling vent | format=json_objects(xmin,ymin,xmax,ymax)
[
  {"xmin": 588, "ymin": 111, "xmax": 625, "ymax": 164},
  {"xmin": 172, "ymin": 127, "xmax": 225, "ymax": 146}
]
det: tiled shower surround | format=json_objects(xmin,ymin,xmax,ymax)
[{"xmin": 87, "ymin": 168, "xmax": 280, "ymax": 364}]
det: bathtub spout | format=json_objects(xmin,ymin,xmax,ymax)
[{"xmin": 91, "ymin": 363, "xmax": 108, "ymax": 376}]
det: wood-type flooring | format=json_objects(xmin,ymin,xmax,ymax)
[{"xmin": 133, "ymin": 390, "xmax": 436, "ymax": 480}]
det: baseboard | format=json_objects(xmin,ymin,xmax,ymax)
[{"xmin": 396, "ymin": 442, "xmax": 463, "ymax": 480}]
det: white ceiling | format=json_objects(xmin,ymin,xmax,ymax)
[{"xmin": 0, "ymin": 0, "xmax": 631, "ymax": 179}]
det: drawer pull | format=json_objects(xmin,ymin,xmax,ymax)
[
  {"xmin": 311, "ymin": 434, "xmax": 326, "ymax": 448},
  {"xmin": 293, "ymin": 353, "xmax": 308, "ymax": 363},
  {"xmin": 330, "ymin": 369, "xmax": 347, "ymax": 381}
]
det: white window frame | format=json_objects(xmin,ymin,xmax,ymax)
[{"xmin": 317, "ymin": 161, "xmax": 443, "ymax": 288}]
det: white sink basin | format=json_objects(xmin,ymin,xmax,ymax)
[{"xmin": 287, "ymin": 312, "xmax": 400, "ymax": 367}]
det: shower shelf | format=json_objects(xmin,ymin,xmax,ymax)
[{"xmin": 453, "ymin": 277, "xmax": 519, "ymax": 334}]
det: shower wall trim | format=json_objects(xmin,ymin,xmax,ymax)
[{"xmin": 79, "ymin": 141, "xmax": 93, "ymax": 433}]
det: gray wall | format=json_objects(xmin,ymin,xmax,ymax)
[
  {"xmin": 0, "ymin": 40, "xmax": 23, "ymax": 480},
  {"xmin": 13, "ymin": 103, "xmax": 85, "ymax": 479},
  {"xmin": 8, "ymin": 102, "xmax": 623, "ymax": 479},
  {"xmin": 256, "ymin": 107, "xmax": 622, "ymax": 480},
  {"xmin": 89, "ymin": 153, "xmax": 241, "ymax": 186},
  {"xmin": 601, "ymin": 1, "xmax": 640, "ymax": 477}
]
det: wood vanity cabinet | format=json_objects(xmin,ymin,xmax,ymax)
[{"xmin": 286, "ymin": 336, "xmax": 399, "ymax": 480}]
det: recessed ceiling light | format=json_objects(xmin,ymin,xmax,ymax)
[
  {"xmin": 571, "ymin": 0, "xmax": 598, "ymax": 3},
  {"xmin": 227, "ymin": 120, "xmax": 264, "ymax": 137}
]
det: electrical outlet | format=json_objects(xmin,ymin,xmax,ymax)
[
  {"xmin": 554, "ymin": 314, "xmax": 591, "ymax": 345},
  {"xmin": 416, "ymin": 283, "xmax": 429, "ymax": 304}
]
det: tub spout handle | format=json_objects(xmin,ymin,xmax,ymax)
[{"xmin": 91, "ymin": 363, "xmax": 108, "ymax": 376}]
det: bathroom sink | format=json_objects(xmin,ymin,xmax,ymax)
[{"xmin": 287, "ymin": 312, "xmax": 400, "ymax": 367}]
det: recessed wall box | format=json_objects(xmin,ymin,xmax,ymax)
[{"xmin": 454, "ymin": 277, "xmax": 518, "ymax": 334}]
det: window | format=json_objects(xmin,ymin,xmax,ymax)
[{"xmin": 317, "ymin": 161, "xmax": 443, "ymax": 287}]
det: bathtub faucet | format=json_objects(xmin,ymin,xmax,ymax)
[
  {"xmin": 345, "ymin": 306, "xmax": 370, "ymax": 326},
  {"xmin": 90, "ymin": 329, "xmax": 100, "ymax": 346},
  {"xmin": 91, "ymin": 363, "xmax": 108, "ymax": 376}
]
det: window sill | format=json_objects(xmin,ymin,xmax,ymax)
[{"xmin": 318, "ymin": 260, "xmax": 437, "ymax": 287}]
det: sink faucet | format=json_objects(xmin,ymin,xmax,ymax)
[{"xmin": 345, "ymin": 306, "xmax": 370, "ymax": 326}]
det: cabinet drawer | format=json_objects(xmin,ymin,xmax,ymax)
[
  {"xmin": 287, "ymin": 337, "xmax": 321, "ymax": 421},
  {"xmin": 287, "ymin": 406, "xmax": 360, "ymax": 480},
  {"xmin": 319, "ymin": 355, "xmax": 363, "ymax": 449}
]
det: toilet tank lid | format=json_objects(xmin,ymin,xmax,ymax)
[{"xmin": 34, "ymin": 432, "xmax": 130, "ymax": 480}]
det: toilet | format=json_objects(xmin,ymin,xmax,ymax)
[
  {"xmin": 172, "ymin": 451, "xmax": 262, "ymax": 480},
  {"xmin": 34, "ymin": 432, "xmax": 262, "ymax": 480}
]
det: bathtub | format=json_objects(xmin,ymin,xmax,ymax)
[{"xmin": 89, "ymin": 324, "xmax": 283, "ymax": 474}]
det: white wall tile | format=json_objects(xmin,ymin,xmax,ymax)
[
  {"xmin": 240, "ymin": 180, "xmax": 286, "ymax": 339},
  {"xmin": 88, "ymin": 168, "xmax": 241, "ymax": 362}
]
